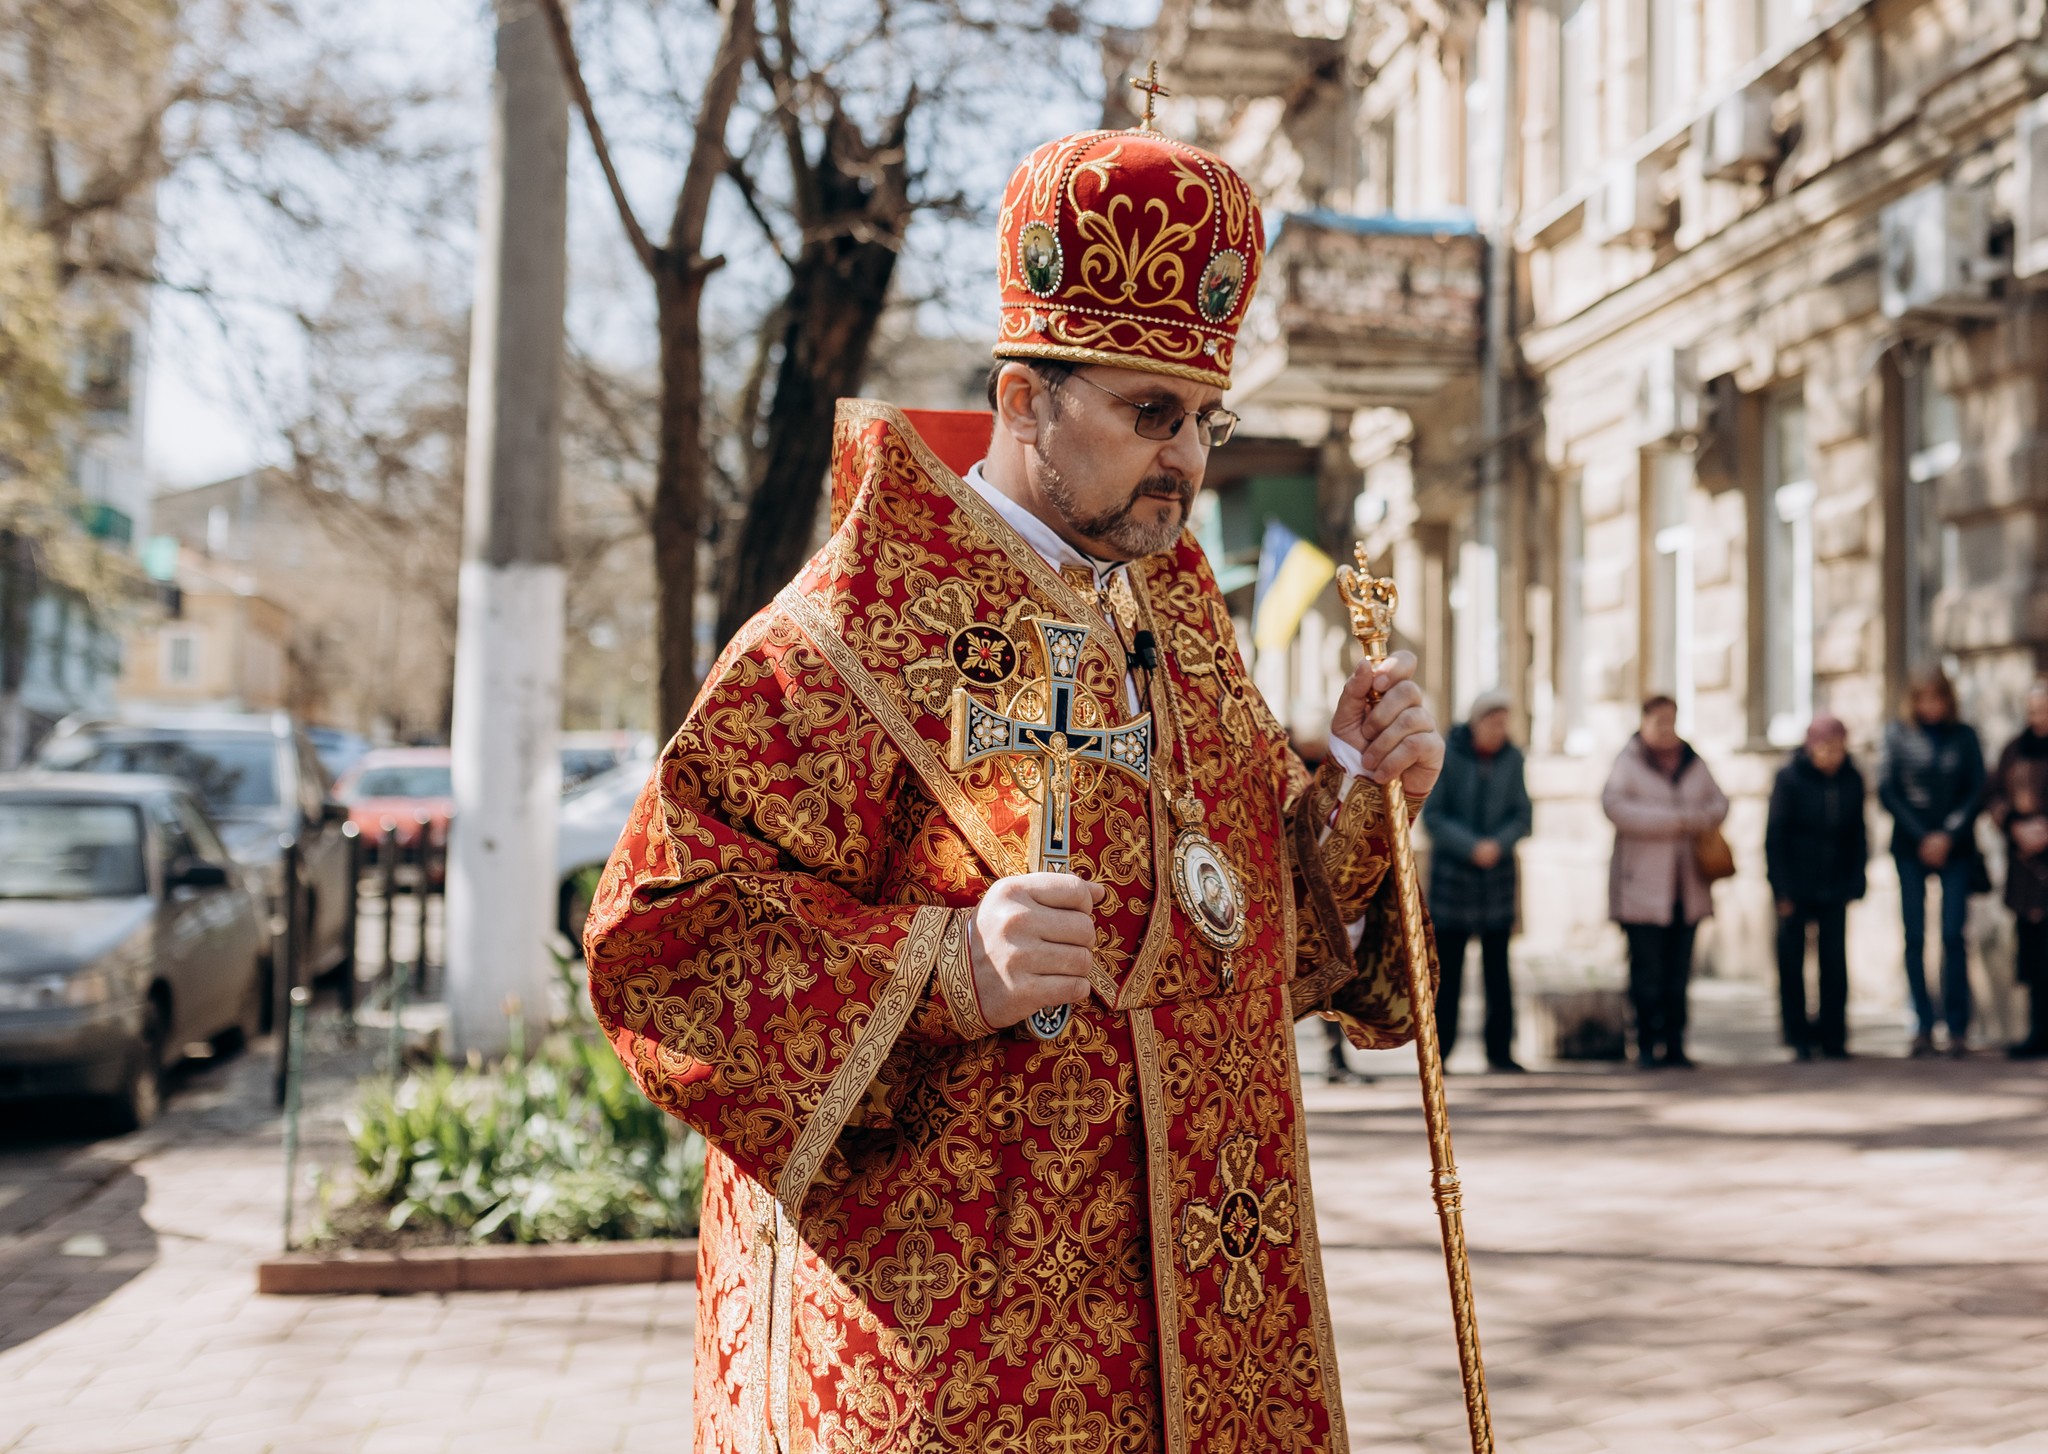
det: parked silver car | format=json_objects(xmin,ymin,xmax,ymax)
[
  {"xmin": 0, "ymin": 774, "xmax": 267, "ymax": 1129},
  {"xmin": 36, "ymin": 709, "xmax": 357, "ymax": 1019}
]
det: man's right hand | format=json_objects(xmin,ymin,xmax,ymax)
[
  {"xmin": 1920, "ymin": 831, "xmax": 1952, "ymax": 869},
  {"xmin": 970, "ymin": 874, "xmax": 1105, "ymax": 1029},
  {"xmin": 1470, "ymin": 839, "xmax": 1502, "ymax": 870}
]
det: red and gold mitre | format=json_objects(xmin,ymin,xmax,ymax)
[{"xmin": 993, "ymin": 128, "xmax": 1265, "ymax": 389}]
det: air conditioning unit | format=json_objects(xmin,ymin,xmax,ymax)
[
  {"xmin": 1880, "ymin": 181, "xmax": 1999, "ymax": 319},
  {"xmin": 1636, "ymin": 346, "xmax": 1701, "ymax": 443},
  {"xmin": 1586, "ymin": 156, "xmax": 1668, "ymax": 246},
  {"xmin": 1702, "ymin": 85, "xmax": 1776, "ymax": 181},
  {"xmin": 2016, "ymin": 94, "xmax": 2048, "ymax": 281}
]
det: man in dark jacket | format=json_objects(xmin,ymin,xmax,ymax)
[
  {"xmin": 1765, "ymin": 714, "xmax": 1867, "ymax": 1059},
  {"xmin": 1423, "ymin": 691, "xmax": 1532, "ymax": 1071},
  {"xmin": 1878, "ymin": 667, "xmax": 1987, "ymax": 1057}
]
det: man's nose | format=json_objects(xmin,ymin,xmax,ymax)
[{"xmin": 1157, "ymin": 417, "xmax": 1209, "ymax": 479}]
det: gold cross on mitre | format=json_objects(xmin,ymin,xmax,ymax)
[
  {"xmin": 1130, "ymin": 60, "xmax": 1171, "ymax": 132},
  {"xmin": 949, "ymin": 617, "xmax": 1153, "ymax": 1039}
]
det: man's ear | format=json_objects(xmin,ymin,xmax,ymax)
[{"xmin": 993, "ymin": 363, "xmax": 1048, "ymax": 447}]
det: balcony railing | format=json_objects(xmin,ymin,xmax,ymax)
[{"xmin": 1232, "ymin": 211, "xmax": 1485, "ymax": 411}]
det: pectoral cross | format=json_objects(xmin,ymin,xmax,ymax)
[
  {"xmin": 1130, "ymin": 61, "xmax": 1171, "ymax": 133},
  {"xmin": 950, "ymin": 617, "xmax": 1153, "ymax": 1038}
]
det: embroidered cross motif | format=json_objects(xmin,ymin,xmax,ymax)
[
  {"xmin": 1179, "ymin": 1135, "xmax": 1297, "ymax": 1319},
  {"xmin": 869, "ymin": 1226, "xmax": 963, "ymax": 1327},
  {"xmin": 1024, "ymin": 1054, "xmax": 1116, "ymax": 1148}
]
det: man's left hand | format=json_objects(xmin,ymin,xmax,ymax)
[{"xmin": 1330, "ymin": 650, "xmax": 1444, "ymax": 800}]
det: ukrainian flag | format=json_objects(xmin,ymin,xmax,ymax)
[{"xmin": 1252, "ymin": 519, "xmax": 1336, "ymax": 656}]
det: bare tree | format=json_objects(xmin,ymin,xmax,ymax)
[
  {"xmin": 279, "ymin": 265, "xmax": 662, "ymax": 739},
  {"xmin": 710, "ymin": 25, "xmax": 918, "ymax": 648},
  {"xmin": 540, "ymin": 0, "xmax": 751, "ymax": 734},
  {"xmin": 540, "ymin": 0, "xmax": 1101, "ymax": 731}
]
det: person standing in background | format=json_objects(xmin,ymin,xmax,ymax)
[
  {"xmin": 1879, "ymin": 667, "xmax": 1986, "ymax": 1058},
  {"xmin": 1423, "ymin": 690, "xmax": 1531, "ymax": 1072},
  {"xmin": 1987, "ymin": 677, "xmax": 2048, "ymax": 1060},
  {"xmin": 1602, "ymin": 696, "xmax": 1729, "ymax": 1069},
  {"xmin": 1765, "ymin": 714, "xmax": 1867, "ymax": 1060}
]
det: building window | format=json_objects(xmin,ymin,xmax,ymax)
[
  {"xmin": 1560, "ymin": 0, "xmax": 1599, "ymax": 186},
  {"xmin": 1904, "ymin": 359, "xmax": 1959, "ymax": 674},
  {"xmin": 1762, "ymin": 390, "xmax": 1814, "ymax": 746},
  {"xmin": 1645, "ymin": 451, "xmax": 1694, "ymax": 731},
  {"xmin": 1560, "ymin": 472, "xmax": 1592, "ymax": 754},
  {"xmin": 164, "ymin": 631, "xmax": 199, "ymax": 686}
]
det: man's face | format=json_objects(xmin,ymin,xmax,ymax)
[
  {"xmin": 1014, "ymin": 363, "xmax": 1219, "ymax": 560},
  {"xmin": 2028, "ymin": 684, "xmax": 2048, "ymax": 736},
  {"xmin": 1470, "ymin": 709, "xmax": 1510, "ymax": 755},
  {"xmin": 1808, "ymin": 736, "xmax": 1847, "ymax": 774}
]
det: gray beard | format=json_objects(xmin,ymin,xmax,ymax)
[{"xmin": 1035, "ymin": 456, "xmax": 1190, "ymax": 559}]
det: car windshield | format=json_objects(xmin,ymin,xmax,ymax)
[
  {"xmin": 43, "ymin": 734, "xmax": 281, "ymax": 814},
  {"xmin": 0, "ymin": 802, "xmax": 146, "ymax": 899},
  {"xmin": 346, "ymin": 765, "xmax": 451, "ymax": 800},
  {"xmin": 561, "ymin": 749, "xmax": 621, "ymax": 790}
]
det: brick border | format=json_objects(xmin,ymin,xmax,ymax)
[{"xmin": 257, "ymin": 1239, "xmax": 698, "ymax": 1295}]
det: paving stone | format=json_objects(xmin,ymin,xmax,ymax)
[{"xmin": 1, "ymin": 998, "xmax": 2044, "ymax": 1452}]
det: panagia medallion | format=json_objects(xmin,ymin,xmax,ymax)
[{"xmin": 1171, "ymin": 819, "xmax": 1246, "ymax": 953}]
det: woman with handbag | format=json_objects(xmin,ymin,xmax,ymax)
[
  {"xmin": 1878, "ymin": 666, "xmax": 1986, "ymax": 1058},
  {"xmin": 1602, "ymin": 695, "xmax": 1731, "ymax": 1068}
]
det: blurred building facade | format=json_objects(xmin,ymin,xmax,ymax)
[
  {"xmin": 1150, "ymin": 0, "xmax": 2048, "ymax": 1012},
  {"xmin": 118, "ymin": 575, "xmax": 293, "ymax": 710},
  {"xmin": 138, "ymin": 470, "xmax": 455, "ymax": 739}
]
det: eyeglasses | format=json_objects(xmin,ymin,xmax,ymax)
[{"xmin": 1065, "ymin": 370, "xmax": 1239, "ymax": 448}]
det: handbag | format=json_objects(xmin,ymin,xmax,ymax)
[{"xmin": 1694, "ymin": 824, "xmax": 1737, "ymax": 883}]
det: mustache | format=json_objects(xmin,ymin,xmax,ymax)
[{"xmin": 1132, "ymin": 474, "xmax": 1194, "ymax": 508}]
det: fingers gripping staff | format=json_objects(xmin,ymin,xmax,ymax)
[{"xmin": 949, "ymin": 616, "xmax": 1153, "ymax": 1038}]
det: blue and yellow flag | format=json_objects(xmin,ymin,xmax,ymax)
[{"xmin": 1252, "ymin": 519, "xmax": 1335, "ymax": 655}]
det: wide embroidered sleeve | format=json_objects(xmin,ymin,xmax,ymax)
[
  {"xmin": 1277, "ymin": 729, "xmax": 1438, "ymax": 1051},
  {"xmin": 583, "ymin": 614, "xmax": 985, "ymax": 1228}
]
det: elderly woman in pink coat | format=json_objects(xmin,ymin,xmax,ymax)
[{"xmin": 1602, "ymin": 694, "xmax": 1730, "ymax": 1068}]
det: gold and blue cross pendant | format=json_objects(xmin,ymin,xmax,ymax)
[{"xmin": 949, "ymin": 617, "xmax": 1153, "ymax": 1039}]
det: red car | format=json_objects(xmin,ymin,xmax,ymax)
[{"xmin": 334, "ymin": 748, "xmax": 452, "ymax": 879}]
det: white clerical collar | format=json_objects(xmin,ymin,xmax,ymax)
[{"xmin": 964, "ymin": 462, "xmax": 1124, "ymax": 588}]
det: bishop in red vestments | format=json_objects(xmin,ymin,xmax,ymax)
[{"xmin": 585, "ymin": 119, "xmax": 1447, "ymax": 1454}]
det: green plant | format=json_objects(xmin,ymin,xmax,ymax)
[{"xmin": 344, "ymin": 957, "xmax": 702, "ymax": 1243}]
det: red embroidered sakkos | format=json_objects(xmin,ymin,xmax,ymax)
[{"xmin": 584, "ymin": 403, "xmax": 1433, "ymax": 1454}]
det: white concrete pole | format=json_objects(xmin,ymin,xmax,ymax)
[{"xmin": 447, "ymin": 0, "xmax": 569, "ymax": 1057}]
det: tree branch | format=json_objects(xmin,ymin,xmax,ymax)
[
  {"xmin": 721, "ymin": 159, "xmax": 787, "ymax": 265},
  {"xmin": 669, "ymin": 0, "xmax": 755, "ymax": 259},
  {"xmin": 537, "ymin": 0, "xmax": 659, "ymax": 275},
  {"xmin": 764, "ymin": 0, "xmax": 819, "ymax": 225}
]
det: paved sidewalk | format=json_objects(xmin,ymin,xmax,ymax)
[{"xmin": 0, "ymin": 983, "xmax": 2044, "ymax": 1452}]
